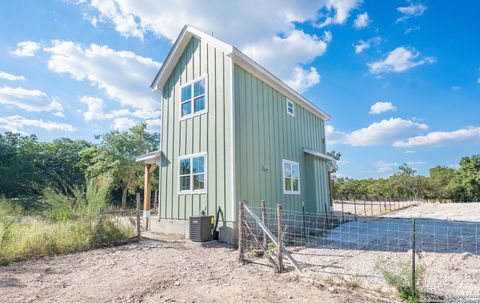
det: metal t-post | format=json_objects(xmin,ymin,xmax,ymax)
[{"xmin": 411, "ymin": 218, "xmax": 416, "ymax": 297}]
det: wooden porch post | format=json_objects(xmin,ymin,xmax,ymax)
[{"xmin": 144, "ymin": 164, "xmax": 152, "ymax": 213}]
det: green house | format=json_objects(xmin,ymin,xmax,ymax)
[{"xmin": 140, "ymin": 25, "xmax": 335, "ymax": 243}]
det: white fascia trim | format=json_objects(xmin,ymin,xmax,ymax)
[
  {"xmin": 229, "ymin": 57, "xmax": 237, "ymax": 222},
  {"xmin": 151, "ymin": 25, "xmax": 233, "ymax": 92},
  {"xmin": 230, "ymin": 48, "xmax": 331, "ymax": 121}
]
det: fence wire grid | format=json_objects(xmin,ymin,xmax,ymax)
[{"xmin": 240, "ymin": 201, "xmax": 480, "ymax": 302}]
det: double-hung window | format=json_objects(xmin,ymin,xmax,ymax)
[
  {"xmin": 179, "ymin": 153, "xmax": 207, "ymax": 193},
  {"xmin": 283, "ymin": 159, "xmax": 300, "ymax": 194},
  {"xmin": 286, "ymin": 99, "xmax": 295, "ymax": 117},
  {"xmin": 180, "ymin": 76, "xmax": 207, "ymax": 119}
]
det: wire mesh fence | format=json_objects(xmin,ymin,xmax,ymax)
[{"xmin": 240, "ymin": 200, "xmax": 480, "ymax": 301}]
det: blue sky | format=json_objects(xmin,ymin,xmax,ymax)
[{"xmin": 0, "ymin": 0, "xmax": 479, "ymax": 178}]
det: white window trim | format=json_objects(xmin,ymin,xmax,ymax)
[
  {"xmin": 179, "ymin": 74, "xmax": 208, "ymax": 121},
  {"xmin": 178, "ymin": 152, "xmax": 207, "ymax": 194},
  {"xmin": 282, "ymin": 159, "xmax": 301, "ymax": 195},
  {"xmin": 286, "ymin": 99, "xmax": 295, "ymax": 117}
]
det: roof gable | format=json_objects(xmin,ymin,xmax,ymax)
[{"xmin": 151, "ymin": 25, "xmax": 330, "ymax": 120}]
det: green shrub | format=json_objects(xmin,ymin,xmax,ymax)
[
  {"xmin": 376, "ymin": 259, "xmax": 425, "ymax": 303},
  {"xmin": 0, "ymin": 198, "xmax": 23, "ymax": 217}
]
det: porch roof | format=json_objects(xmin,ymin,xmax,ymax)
[{"xmin": 303, "ymin": 148, "xmax": 337, "ymax": 172}]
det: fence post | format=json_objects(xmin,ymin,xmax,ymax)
[
  {"xmin": 136, "ymin": 193, "xmax": 141, "ymax": 240},
  {"xmin": 277, "ymin": 204, "xmax": 284, "ymax": 273},
  {"xmin": 154, "ymin": 189, "xmax": 158, "ymax": 212},
  {"xmin": 302, "ymin": 201, "xmax": 306, "ymax": 238},
  {"xmin": 341, "ymin": 199, "xmax": 345, "ymax": 223},
  {"xmin": 353, "ymin": 199, "xmax": 357, "ymax": 220},
  {"xmin": 239, "ymin": 201, "xmax": 245, "ymax": 262},
  {"xmin": 261, "ymin": 200, "xmax": 267, "ymax": 249},
  {"xmin": 411, "ymin": 218, "xmax": 416, "ymax": 298}
]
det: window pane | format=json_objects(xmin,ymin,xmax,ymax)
[
  {"xmin": 181, "ymin": 85, "xmax": 191, "ymax": 102},
  {"xmin": 284, "ymin": 162, "xmax": 292, "ymax": 178},
  {"xmin": 180, "ymin": 159, "xmax": 190, "ymax": 175},
  {"xmin": 292, "ymin": 178, "xmax": 299, "ymax": 192},
  {"xmin": 194, "ymin": 96, "xmax": 205, "ymax": 112},
  {"xmin": 291, "ymin": 163, "xmax": 299, "ymax": 178},
  {"xmin": 284, "ymin": 177, "xmax": 291, "ymax": 191},
  {"xmin": 181, "ymin": 101, "xmax": 191, "ymax": 116},
  {"xmin": 180, "ymin": 176, "xmax": 190, "ymax": 191},
  {"xmin": 193, "ymin": 174, "xmax": 205, "ymax": 190},
  {"xmin": 192, "ymin": 156, "xmax": 204, "ymax": 173},
  {"xmin": 194, "ymin": 79, "xmax": 205, "ymax": 97}
]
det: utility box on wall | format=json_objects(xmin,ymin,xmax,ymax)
[{"xmin": 189, "ymin": 215, "xmax": 213, "ymax": 242}]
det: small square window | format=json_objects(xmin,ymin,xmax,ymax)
[
  {"xmin": 283, "ymin": 159, "xmax": 300, "ymax": 194},
  {"xmin": 179, "ymin": 154, "xmax": 207, "ymax": 193},
  {"xmin": 286, "ymin": 99, "xmax": 295, "ymax": 117}
]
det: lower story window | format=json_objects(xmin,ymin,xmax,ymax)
[
  {"xmin": 179, "ymin": 153, "xmax": 207, "ymax": 193},
  {"xmin": 283, "ymin": 159, "xmax": 300, "ymax": 194}
]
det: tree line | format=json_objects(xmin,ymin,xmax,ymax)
[
  {"xmin": 0, "ymin": 124, "xmax": 159, "ymax": 208},
  {"xmin": 330, "ymin": 154, "xmax": 480, "ymax": 202}
]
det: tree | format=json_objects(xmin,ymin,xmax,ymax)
[
  {"xmin": 80, "ymin": 124, "xmax": 160, "ymax": 208},
  {"xmin": 427, "ymin": 166, "xmax": 456, "ymax": 201},
  {"xmin": 449, "ymin": 155, "xmax": 480, "ymax": 202}
]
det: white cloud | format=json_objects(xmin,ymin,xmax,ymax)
[
  {"xmin": 0, "ymin": 71, "xmax": 26, "ymax": 81},
  {"xmin": 396, "ymin": 1, "xmax": 427, "ymax": 23},
  {"xmin": 405, "ymin": 150, "xmax": 416, "ymax": 154},
  {"xmin": 44, "ymin": 41, "xmax": 162, "ymax": 112},
  {"xmin": 353, "ymin": 12, "xmax": 369, "ymax": 29},
  {"xmin": 376, "ymin": 160, "xmax": 425, "ymax": 174},
  {"xmin": 0, "ymin": 86, "xmax": 64, "ymax": 116},
  {"xmin": 369, "ymin": 101, "xmax": 397, "ymax": 115},
  {"xmin": 112, "ymin": 117, "xmax": 136, "ymax": 130},
  {"xmin": 10, "ymin": 41, "xmax": 41, "ymax": 57},
  {"xmin": 393, "ymin": 126, "xmax": 480, "ymax": 147},
  {"xmin": 80, "ymin": 95, "xmax": 160, "ymax": 123},
  {"xmin": 368, "ymin": 46, "xmax": 435, "ymax": 74},
  {"xmin": 0, "ymin": 115, "xmax": 76, "ymax": 134},
  {"xmin": 477, "ymin": 78, "xmax": 480, "ymax": 84},
  {"xmin": 353, "ymin": 36, "xmax": 380, "ymax": 54},
  {"xmin": 317, "ymin": 0, "xmax": 363, "ymax": 28},
  {"xmin": 285, "ymin": 67, "xmax": 321, "ymax": 93},
  {"xmin": 326, "ymin": 118, "xmax": 428, "ymax": 146},
  {"xmin": 77, "ymin": 0, "xmax": 362, "ymax": 92}
]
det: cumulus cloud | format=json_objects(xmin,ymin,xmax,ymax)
[
  {"xmin": 393, "ymin": 126, "xmax": 480, "ymax": 147},
  {"xmin": 0, "ymin": 86, "xmax": 63, "ymax": 116},
  {"xmin": 353, "ymin": 36, "xmax": 380, "ymax": 54},
  {"xmin": 10, "ymin": 41, "xmax": 41, "ymax": 57},
  {"xmin": 353, "ymin": 12, "xmax": 369, "ymax": 29},
  {"xmin": 396, "ymin": 1, "xmax": 427, "ymax": 23},
  {"xmin": 112, "ymin": 117, "xmax": 136, "ymax": 131},
  {"xmin": 369, "ymin": 101, "xmax": 397, "ymax": 115},
  {"xmin": 376, "ymin": 160, "xmax": 426, "ymax": 173},
  {"xmin": 285, "ymin": 67, "xmax": 321, "ymax": 93},
  {"xmin": 77, "ymin": 0, "xmax": 362, "ymax": 92},
  {"xmin": 0, "ymin": 115, "xmax": 76, "ymax": 134},
  {"xmin": 80, "ymin": 95, "xmax": 160, "ymax": 124},
  {"xmin": 317, "ymin": 0, "xmax": 363, "ymax": 28},
  {"xmin": 326, "ymin": 118, "xmax": 428, "ymax": 146},
  {"xmin": 44, "ymin": 41, "xmax": 161, "ymax": 112},
  {"xmin": 368, "ymin": 46, "xmax": 435, "ymax": 74},
  {"xmin": 0, "ymin": 71, "xmax": 26, "ymax": 81}
]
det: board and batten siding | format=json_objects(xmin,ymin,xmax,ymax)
[
  {"xmin": 160, "ymin": 37, "xmax": 233, "ymax": 222},
  {"xmin": 234, "ymin": 65, "xmax": 330, "ymax": 213}
]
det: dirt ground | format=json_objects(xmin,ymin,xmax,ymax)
[{"xmin": 0, "ymin": 233, "xmax": 393, "ymax": 303}]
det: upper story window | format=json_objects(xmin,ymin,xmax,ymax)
[
  {"xmin": 286, "ymin": 99, "xmax": 295, "ymax": 117},
  {"xmin": 283, "ymin": 159, "xmax": 300, "ymax": 195},
  {"xmin": 180, "ymin": 75, "xmax": 207, "ymax": 119},
  {"xmin": 179, "ymin": 153, "xmax": 207, "ymax": 194}
]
